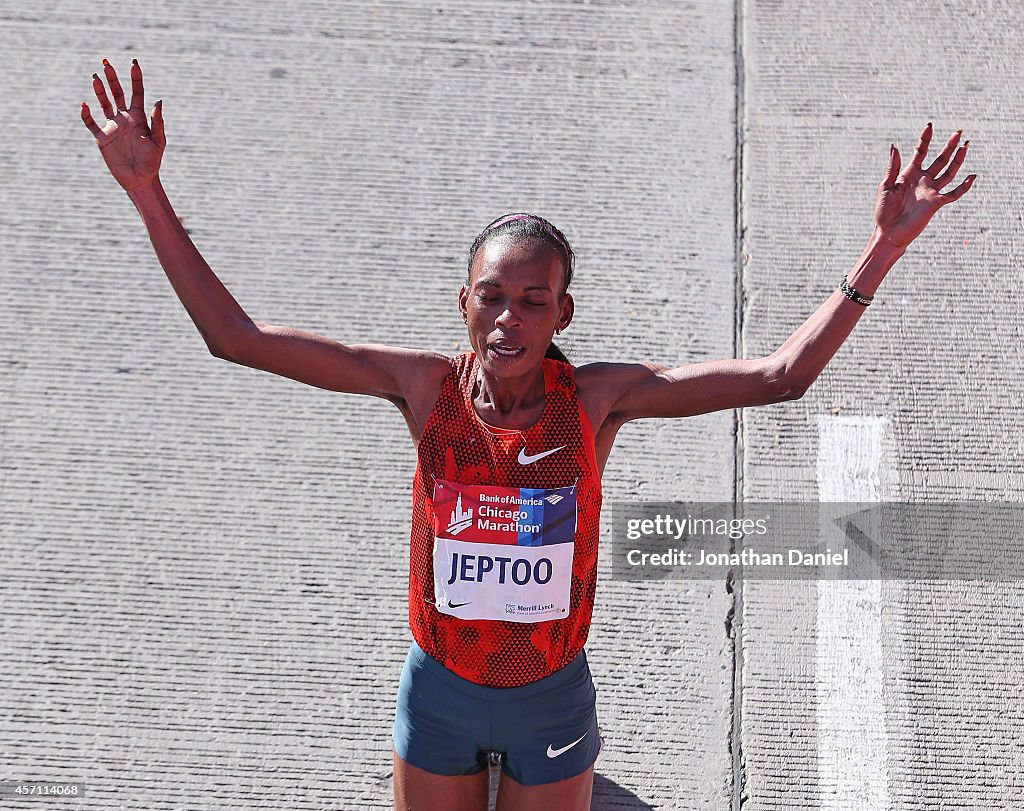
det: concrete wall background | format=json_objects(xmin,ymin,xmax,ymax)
[
  {"xmin": 739, "ymin": 2, "xmax": 1023, "ymax": 809},
  {"xmin": 1, "ymin": 0, "xmax": 1020, "ymax": 809}
]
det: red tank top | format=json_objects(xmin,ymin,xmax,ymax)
[{"xmin": 407, "ymin": 351, "xmax": 602, "ymax": 687}]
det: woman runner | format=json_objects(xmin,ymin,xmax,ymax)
[{"xmin": 82, "ymin": 59, "xmax": 976, "ymax": 810}]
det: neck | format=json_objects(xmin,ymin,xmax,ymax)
[{"xmin": 473, "ymin": 357, "xmax": 546, "ymax": 418}]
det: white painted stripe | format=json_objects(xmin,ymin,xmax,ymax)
[{"xmin": 815, "ymin": 416, "xmax": 888, "ymax": 810}]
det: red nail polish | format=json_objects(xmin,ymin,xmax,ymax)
[{"xmin": 102, "ymin": 58, "xmax": 110, "ymax": 66}]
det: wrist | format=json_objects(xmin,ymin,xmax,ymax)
[
  {"xmin": 870, "ymin": 227, "xmax": 910, "ymax": 256},
  {"xmin": 125, "ymin": 176, "xmax": 165, "ymax": 207},
  {"xmin": 844, "ymin": 230, "xmax": 906, "ymax": 298},
  {"xmin": 125, "ymin": 177, "xmax": 169, "ymax": 219}
]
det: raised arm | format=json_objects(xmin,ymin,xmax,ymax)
[
  {"xmin": 81, "ymin": 58, "xmax": 450, "ymax": 419},
  {"xmin": 585, "ymin": 123, "xmax": 976, "ymax": 426}
]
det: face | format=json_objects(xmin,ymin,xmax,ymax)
[{"xmin": 459, "ymin": 236, "xmax": 574, "ymax": 377}]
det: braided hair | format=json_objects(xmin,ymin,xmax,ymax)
[{"xmin": 466, "ymin": 213, "xmax": 575, "ymax": 363}]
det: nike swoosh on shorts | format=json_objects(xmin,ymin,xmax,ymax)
[{"xmin": 546, "ymin": 731, "xmax": 588, "ymax": 758}]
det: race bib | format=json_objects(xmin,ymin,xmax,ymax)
[{"xmin": 431, "ymin": 479, "xmax": 577, "ymax": 623}]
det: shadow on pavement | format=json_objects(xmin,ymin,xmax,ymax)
[{"xmin": 591, "ymin": 772, "xmax": 656, "ymax": 810}]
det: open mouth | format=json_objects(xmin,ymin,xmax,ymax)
[{"xmin": 488, "ymin": 342, "xmax": 526, "ymax": 360}]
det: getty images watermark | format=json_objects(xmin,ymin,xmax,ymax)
[{"xmin": 610, "ymin": 502, "xmax": 1024, "ymax": 581}]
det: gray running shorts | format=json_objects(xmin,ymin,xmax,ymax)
[{"xmin": 392, "ymin": 640, "xmax": 601, "ymax": 787}]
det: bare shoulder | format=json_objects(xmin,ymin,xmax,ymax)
[
  {"xmin": 571, "ymin": 355, "xmax": 788, "ymax": 474},
  {"xmin": 319, "ymin": 344, "xmax": 453, "ymax": 445},
  {"xmin": 381, "ymin": 346, "xmax": 453, "ymax": 406},
  {"xmin": 227, "ymin": 321, "xmax": 454, "ymax": 405},
  {"xmin": 572, "ymin": 360, "xmax": 666, "ymax": 429},
  {"xmin": 340, "ymin": 344, "xmax": 452, "ymax": 390},
  {"xmin": 223, "ymin": 321, "xmax": 456, "ymax": 443},
  {"xmin": 575, "ymin": 355, "xmax": 789, "ymax": 424}
]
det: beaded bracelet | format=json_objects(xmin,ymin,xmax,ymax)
[{"xmin": 840, "ymin": 276, "xmax": 873, "ymax": 306}]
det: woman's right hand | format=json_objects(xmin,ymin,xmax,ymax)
[{"xmin": 81, "ymin": 58, "xmax": 165, "ymax": 193}]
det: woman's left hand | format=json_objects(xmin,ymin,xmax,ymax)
[{"xmin": 874, "ymin": 123, "xmax": 977, "ymax": 249}]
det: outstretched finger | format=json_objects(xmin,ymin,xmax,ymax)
[
  {"xmin": 906, "ymin": 122, "xmax": 933, "ymax": 175},
  {"xmin": 92, "ymin": 72, "xmax": 116, "ymax": 120},
  {"xmin": 151, "ymin": 99, "xmax": 165, "ymax": 149},
  {"xmin": 129, "ymin": 58, "xmax": 145, "ymax": 112},
  {"xmin": 81, "ymin": 102, "xmax": 105, "ymax": 141},
  {"xmin": 938, "ymin": 173, "xmax": 977, "ymax": 205},
  {"xmin": 102, "ymin": 58, "xmax": 128, "ymax": 112},
  {"xmin": 935, "ymin": 140, "xmax": 970, "ymax": 189},
  {"xmin": 881, "ymin": 143, "xmax": 901, "ymax": 190},
  {"xmin": 924, "ymin": 129, "xmax": 962, "ymax": 178}
]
